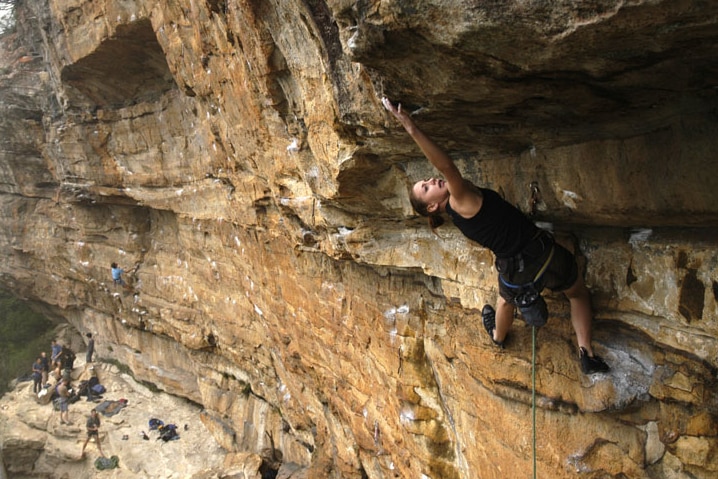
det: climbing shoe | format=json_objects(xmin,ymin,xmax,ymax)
[
  {"xmin": 482, "ymin": 304, "xmax": 504, "ymax": 349},
  {"xmin": 579, "ymin": 347, "xmax": 610, "ymax": 374}
]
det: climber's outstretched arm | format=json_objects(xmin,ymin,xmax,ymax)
[{"xmin": 382, "ymin": 97, "xmax": 481, "ymax": 215}]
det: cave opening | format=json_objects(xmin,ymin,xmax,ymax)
[{"xmin": 60, "ymin": 19, "xmax": 177, "ymax": 109}]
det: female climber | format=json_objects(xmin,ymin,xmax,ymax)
[{"xmin": 382, "ymin": 97, "xmax": 609, "ymax": 374}]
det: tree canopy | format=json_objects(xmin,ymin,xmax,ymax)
[
  {"xmin": 0, "ymin": 0, "xmax": 17, "ymax": 37},
  {"xmin": 0, "ymin": 290, "xmax": 55, "ymax": 395}
]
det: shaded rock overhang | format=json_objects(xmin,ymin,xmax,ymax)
[
  {"xmin": 60, "ymin": 19, "xmax": 176, "ymax": 108},
  {"xmin": 347, "ymin": 1, "xmax": 718, "ymax": 154}
]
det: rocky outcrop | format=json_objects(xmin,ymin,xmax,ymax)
[{"xmin": 1, "ymin": 1, "xmax": 717, "ymax": 478}]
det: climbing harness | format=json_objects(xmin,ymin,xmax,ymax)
[
  {"xmin": 499, "ymin": 241, "xmax": 555, "ymax": 289},
  {"xmin": 500, "ymin": 244, "xmax": 554, "ymax": 328}
]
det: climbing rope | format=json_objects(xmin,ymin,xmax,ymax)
[{"xmin": 532, "ymin": 325, "xmax": 537, "ymax": 479}]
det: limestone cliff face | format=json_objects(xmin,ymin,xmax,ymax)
[{"xmin": 1, "ymin": 1, "xmax": 717, "ymax": 478}]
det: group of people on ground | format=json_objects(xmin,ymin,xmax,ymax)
[
  {"xmin": 31, "ymin": 340, "xmax": 70, "ymax": 394},
  {"xmin": 32, "ymin": 336, "xmax": 95, "ymax": 406},
  {"xmin": 28, "ymin": 333, "xmax": 105, "ymax": 457}
]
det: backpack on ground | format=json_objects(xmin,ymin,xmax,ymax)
[
  {"xmin": 77, "ymin": 380, "xmax": 89, "ymax": 396},
  {"xmin": 158, "ymin": 423, "xmax": 179, "ymax": 442},
  {"xmin": 148, "ymin": 418, "xmax": 164, "ymax": 430},
  {"xmin": 94, "ymin": 455, "xmax": 119, "ymax": 470}
]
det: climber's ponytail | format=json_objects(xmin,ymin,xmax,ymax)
[{"xmin": 427, "ymin": 214, "xmax": 445, "ymax": 230}]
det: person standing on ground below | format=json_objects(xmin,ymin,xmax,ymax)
[
  {"xmin": 39, "ymin": 351, "xmax": 50, "ymax": 386},
  {"xmin": 32, "ymin": 357, "xmax": 43, "ymax": 393},
  {"xmin": 60, "ymin": 347, "xmax": 75, "ymax": 378},
  {"xmin": 50, "ymin": 340, "xmax": 62, "ymax": 370},
  {"xmin": 382, "ymin": 97, "xmax": 609, "ymax": 374},
  {"xmin": 57, "ymin": 378, "xmax": 72, "ymax": 424},
  {"xmin": 81, "ymin": 409, "xmax": 105, "ymax": 458},
  {"xmin": 85, "ymin": 333, "xmax": 95, "ymax": 363}
]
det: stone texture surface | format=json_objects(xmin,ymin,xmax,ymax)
[{"xmin": 1, "ymin": 1, "xmax": 717, "ymax": 478}]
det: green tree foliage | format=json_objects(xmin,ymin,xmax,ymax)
[
  {"xmin": 0, "ymin": 0, "xmax": 17, "ymax": 37},
  {"xmin": 0, "ymin": 290, "xmax": 56, "ymax": 395}
]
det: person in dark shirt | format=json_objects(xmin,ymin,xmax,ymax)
[
  {"xmin": 81, "ymin": 409, "xmax": 105, "ymax": 458},
  {"xmin": 32, "ymin": 358, "xmax": 43, "ymax": 393},
  {"xmin": 60, "ymin": 347, "xmax": 76, "ymax": 373},
  {"xmin": 383, "ymin": 97, "xmax": 609, "ymax": 374}
]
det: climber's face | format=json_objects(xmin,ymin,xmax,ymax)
[{"xmin": 412, "ymin": 178, "xmax": 449, "ymax": 214}]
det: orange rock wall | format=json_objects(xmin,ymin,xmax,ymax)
[{"xmin": 1, "ymin": 1, "xmax": 717, "ymax": 477}]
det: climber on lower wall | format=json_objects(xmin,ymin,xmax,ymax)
[
  {"xmin": 382, "ymin": 97, "xmax": 610, "ymax": 374},
  {"xmin": 111, "ymin": 262, "xmax": 127, "ymax": 287},
  {"xmin": 111, "ymin": 262, "xmax": 137, "ymax": 292}
]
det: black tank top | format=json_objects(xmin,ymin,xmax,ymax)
[{"xmin": 445, "ymin": 188, "xmax": 538, "ymax": 258}]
